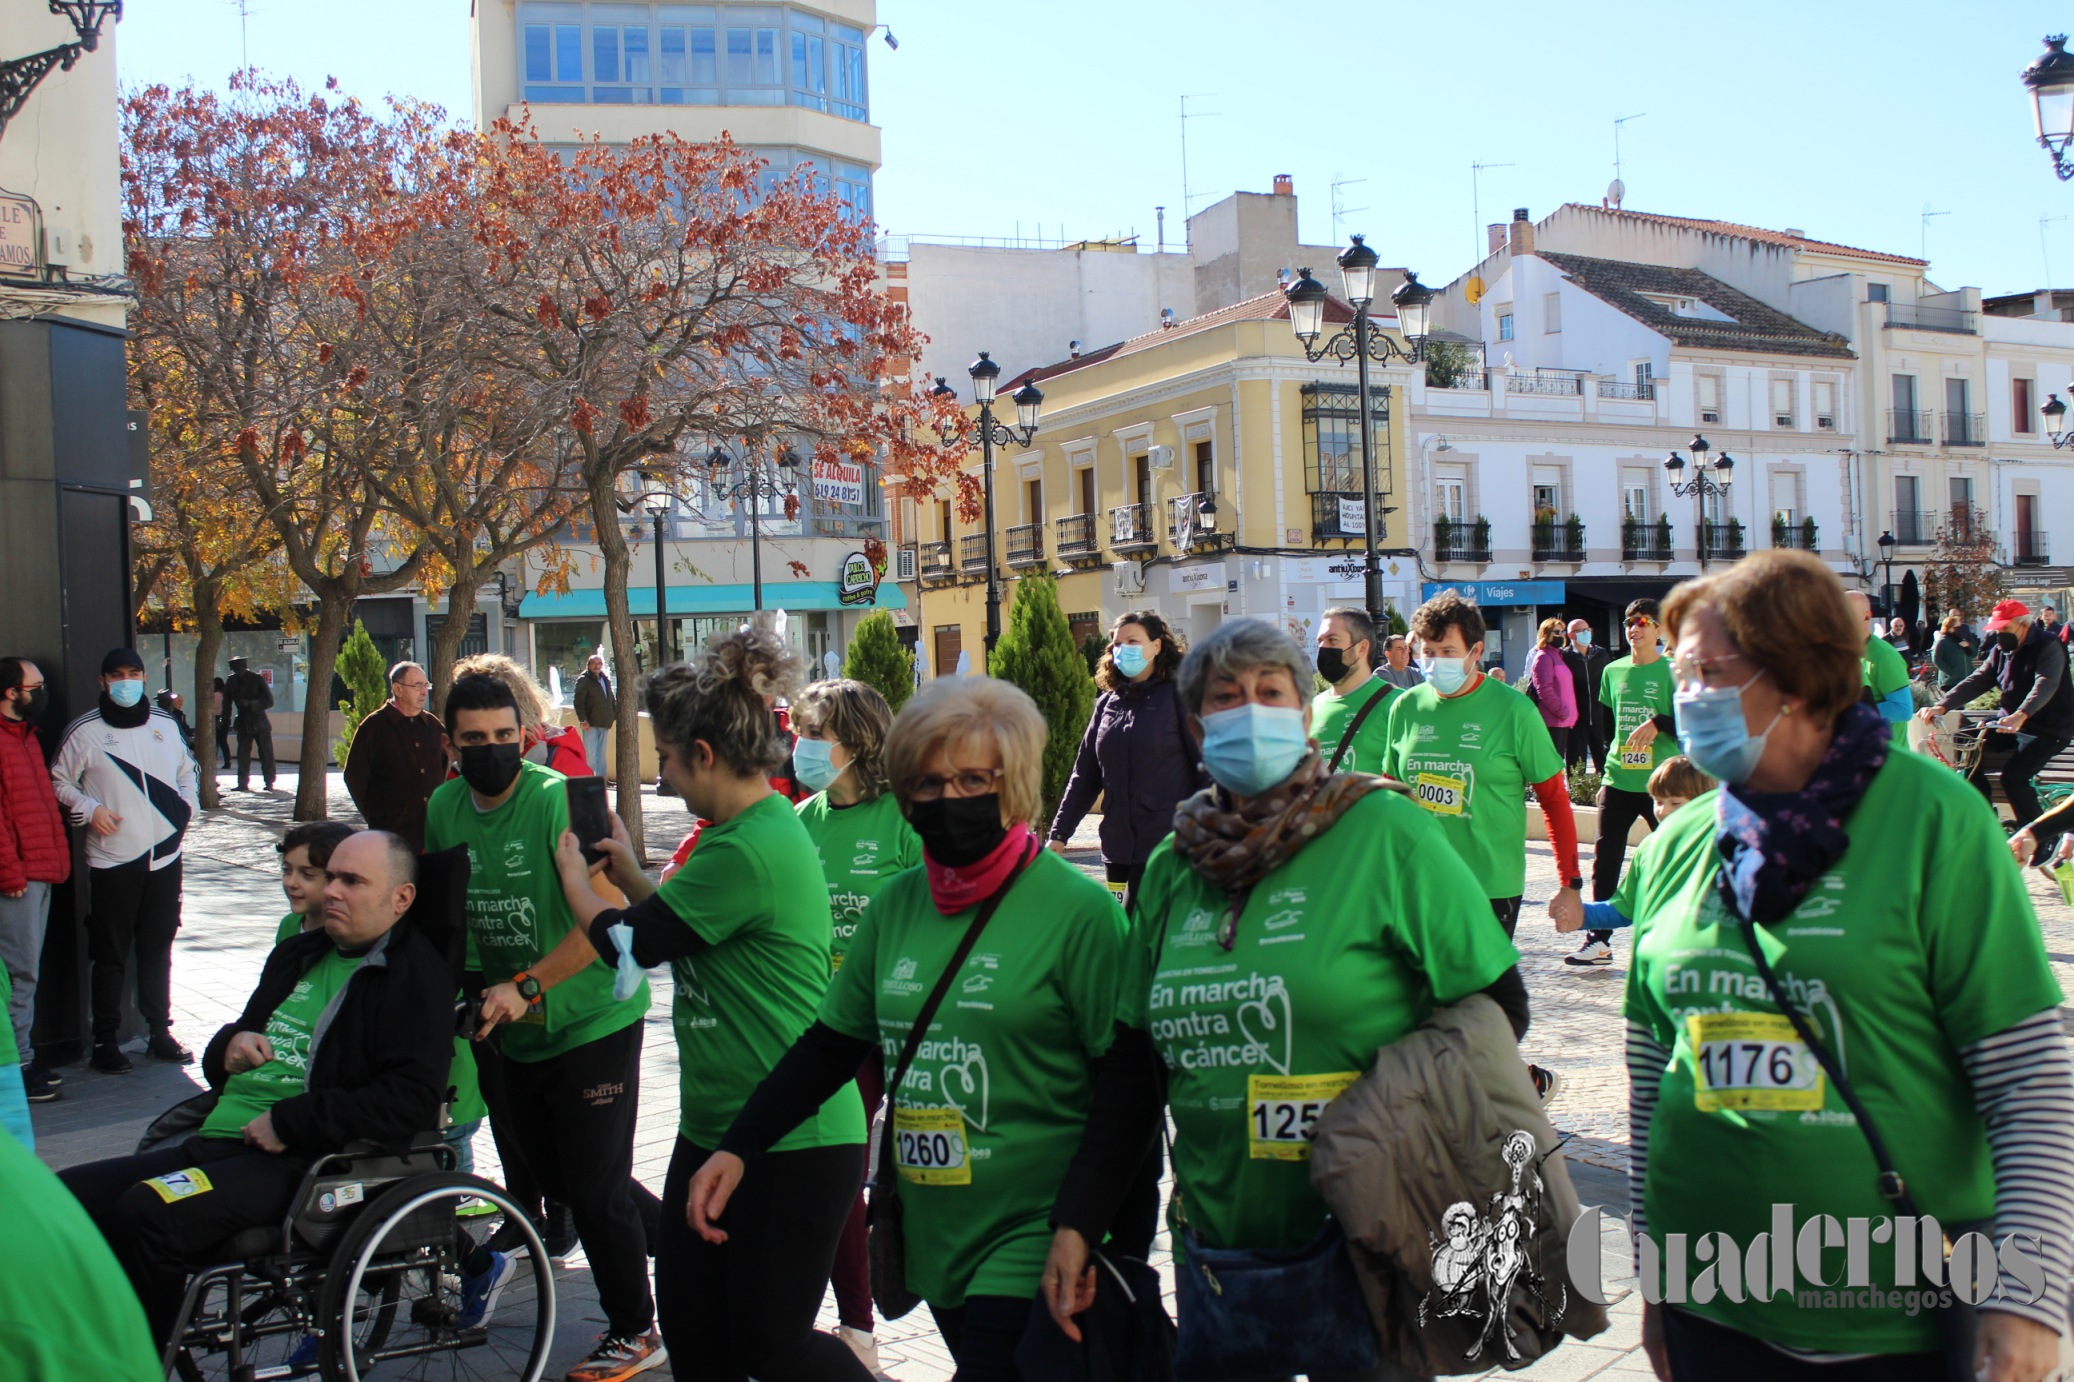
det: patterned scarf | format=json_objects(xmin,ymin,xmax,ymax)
[
  {"xmin": 1713, "ymin": 700, "xmax": 1889, "ymax": 926},
  {"xmin": 1171, "ymin": 752, "xmax": 1399, "ymax": 948}
]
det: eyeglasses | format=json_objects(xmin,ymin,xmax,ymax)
[
  {"xmin": 907, "ymin": 767, "xmax": 1003, "ymax": 802},
  {"xmin": 1670, "ymin": 649, "xmax": 1754, "ymax": 689},
  {"xmin": 1623, "ymin": 617, "xmax": 1657, "ymax": 631},
  {"xmin": 395, "ymin": 681, "xmax": 430, "ymax": 691}
]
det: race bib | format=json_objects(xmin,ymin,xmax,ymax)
[
  {"xmin": 1104, "ymin": 879, "xmax": 1130, "ymax": 906},
  {"xmin": 1247, "ymin": 1072, "xmax": 1360, "ymax": 1160},
  {"xmin": 893, "ymin": 1105, "xmax": 972, "ymax": 1185},
  {"xmin": 1620, "ymin": 745, "xmax": 1653, "ymax": 769},
  {"xmin": 1412, "ymin": 772, "xmax": 1468, "ymax": 817},
  {"xmin": 1687, "ymin": 1011, "xmax": 1826, "ymax": 1112},
  {"xmin": 145, "ymin": 1168, "xmax": 215, "ymax": 1203}
]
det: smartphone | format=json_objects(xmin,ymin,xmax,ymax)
[{"xmin": 566, "ymin": 775, "xmax": 613, "ymax": 867}]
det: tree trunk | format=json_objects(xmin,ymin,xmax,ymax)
[
  {"xmin": 594, "ymin": 481, "xmax": 647, "ymax": 856},
  {"xmin": 426, "ymin": 567, "xmax": 487, "ymax": 718},
  {"xmin": 293, "ymin": 588, "xmax": 354, "ymax": 820},
  {"xmin": 190, "ymin": 586, "xmax": 226, "ymax": 811}
]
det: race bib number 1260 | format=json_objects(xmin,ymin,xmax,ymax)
[
  {"xmin": 893, "ymin": 1105, "xmax": 972, "ymax": 1185},
  {"xmin": 1686, "ymin": 1011, "xmax": 1825, "ymax": 1112},
  {"xmin": 1247, "ymin": 1072, "xmax": 1359, "ymax": 1160}
]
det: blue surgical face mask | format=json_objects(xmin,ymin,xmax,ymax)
[
  {"xmin": 107, "ymin": 679, "xmax": 145, "ymax": 708},
  {"xmin": 1573, "ymin": 630, "xmax": 1591, "ymax": 648},
  {"xmin": 1111, "ymin": 644, "xmax": 1150, "ymax": 679},
  {"xmin": 1419, "ymin": 656, "xmax": 1474, "ymax": 696},
  {"xmin": 793, "ymin": 736, "xmax": 846, "ymax": 793},
  {"xmin": 1198, "ymin": 702, "xmax": 1310, "ymax": 795},
  {"xmin": 1674, "ymin": 670, "xmax": 1784, "ymax": 786}
]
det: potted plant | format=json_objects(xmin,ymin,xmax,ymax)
[
  {"xmin": 1801, "ymin": 515, "xmax": 1818, "ymax": 551},
  {"xmin": 1473, "ymin": 515, "xmax": 1492, "ymax": 556},
  {"xmin": 1622, "ymin": 513, "xmax": 1642, "ymax": 555},
  {"xmin": 1653, "ymin": 514, "xmax": 1674, "ymax": 556},
  {"xmin": 1563, "ymin": 514, "xmax": 1585, "ymax": 556},
  {"xmin": 1772, "ymin": 514, "xmax": 1791, "ymax": 548}
]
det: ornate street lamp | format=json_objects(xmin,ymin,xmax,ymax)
[
  {"xmin": 0, "ymin": 2, "xmax": 122, "ymax": 142},
  {"xmin": 2043, "ymin": 391, "xmax": 2072, "ymax": 447},
  {"xmin": 707, "ymin": 442, "xmax": 801, "ymax": 615},
  {"xmin": 1664, "ymin": 435, "xmax": 1735, "ymax": 567},
  {"xmin": 934, "ymin": 354, "xmax": 1042, "ymax": 663},
  {"xmin": 1877, "ymin": 529, "xmax": 1898, "ymax": 615},
  {"xmin": 1283, "ymin": 235, "xmax": 1433, "ymax": 629},
  {"xmin": 2024, "ymin": 36, "xmax": 2074, "ymax": 181}
]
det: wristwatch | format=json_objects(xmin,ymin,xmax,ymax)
[
  {"xmin": 1565, "ymin": 877, "xmax": 1585, "ymax": 892},
  {"xmin": 512, "ymin": 972, "xmax": 543, "ymax": 1001}
]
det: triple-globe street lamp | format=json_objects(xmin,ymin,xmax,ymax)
[
  {"xmin": 931, "ymin": 355, "xmax": 1043, "ymax": 663},
  {"xmin": 1663, "ymin": 434, "xmax": 1735, "ymax": 568},
  {"xmin": 706, "ymin": 442, "xmax": 802, "ymax": 615}
]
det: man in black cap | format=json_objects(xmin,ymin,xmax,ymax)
[
  {"xmin": 224, "ymin": 655, "xmax": 276, "ymax": 792},
  {"xmin": 50, "ymin": 649, "xmax": 201, "ymax": 1072}
]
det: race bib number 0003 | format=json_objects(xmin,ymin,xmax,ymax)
[
  {"xmin": 893, "ymin": 1105, "xmax": 972, "ymax": 1185},
  {"xmin": 1686, "ymin": 1011, "xmax": 1826, "ymax": 1112},
  {"xmin": 1412, "ymin": 772, "xmax": 1468, "ymax": 817},
  {"xmin": 1247, "ymin": 1072, "xmax": 1359, "ymax": 1160}
]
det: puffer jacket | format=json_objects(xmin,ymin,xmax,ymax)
[
  {"xmin": 1049, "ymin": 677, "xmax": 1209, "ymax": 867},
  {"xmin": 0, "ymin": 716, "xmax": 69, "ymax": 893},
  {"xmin": 1308, "ymin": 994, "xmax": 1608, "ymax": 1373}
]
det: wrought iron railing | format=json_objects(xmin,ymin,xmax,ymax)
[
  {"xmin": 1598, "ymin": 379, "xmax": 1656, "ymax": 401},
  {"xmin": 1887, "ymin": 409, "xmax": 1933, "ymax": 444},
  {"xmin": 918, "ymin": 540, "xmax": 954, "ymax": 580},
  {"xmin": 1506, "ymin": 373, "xmax": 1583, "ymax": 397},
  {"xmin": 1055, "ymin": 512, "xmax": 1098, "ymax": 557},
  {"xmin": 1700, "ymin": 521, "xmax": 1745, "ymax": 560},
  {"xmin": 1882, "ymin": 302, "xmax": 1979, "ymax": 334},
  {"xmin": 1434, "ymin": 518, "xmax": 1490, "ymax": 562},
  {"xmin": 1004, "ymin": 523, "xmax": 1045, "ymax": 566},
  {"xmin": 1108, "ymin": 503, "xmax": 1157, "ymax": 551}
]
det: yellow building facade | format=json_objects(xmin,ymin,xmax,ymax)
[{"xmin": 901, "ymin": 290, "xmax": 1416, "ymax": 675}]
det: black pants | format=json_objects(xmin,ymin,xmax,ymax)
[
  {"xmin": 59, "ymin": 1135, "xmax": 315, "ymax": 1348},
  {"xmin": 1491, "ymin": 896, "xmax": 1522, "ymax": 940},
  {"xmin": 87, "ymin": 861, "xmax": 182, "ymax": 1042},
  {"xmin": 1542, "ymin": 724, "xmax": 1569, "ymax": 764},
  {"xmin": 1566, "ymin": 707, "xmax": 1606, "ymax": 775},
  {"xmin": 214, "ymin": 715, "xmax": 233, "ymax": 768},
  {"xmin": 1970, "ymin": 730, "xmax": 2072, "ymax": 845},
  {"xmin": 483, "ymin": 1019, "xmax": 654, "ymax": 1337},
  {"xmin": 235, "ymin": 716, "xmax": 275, "ymax": 788},
  {"xmin": 1590, "ymin": 787, "xmax": 1657, "ymax": 945},
  {"xmin": 1660, "ymin": 1305, "xmax": 1943, "ymax": 1381},
  {"xmin": 930, "ymin": 1294, "xmax": 1080, "ymax": 1382},
  {"xmin": 468, "ymin": 1020, "xmax": 546, "ymax": 1220},
  {"xmin": 655, "ymin": 1136, "xmax": 871, "ymax": 1382}
]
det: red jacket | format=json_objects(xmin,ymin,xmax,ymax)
[{"xmin": 0, "ymin": 716, "xmax": 70, "ymax": 892}]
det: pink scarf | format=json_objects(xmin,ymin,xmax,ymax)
[{"xmin": 924, "ymin": 825, "xmax": 1036, "ymax": 915}]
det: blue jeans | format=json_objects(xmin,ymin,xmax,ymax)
[
  {"xmin": 581, "ymin": 726, "xmax": 609, "ymax": 776},
  {"xmin": 443, "ymin": 1117, "xmax": 483, "ymax": 1177}
]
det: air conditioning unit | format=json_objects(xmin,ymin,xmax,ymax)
[
  {"xmin": 1112, "ymin": 560, "xmax": 1145, "ymax": 596},
  {"xmin": 895, "ymin": 547, "xmax": 918, "ymax": 581},
  {"xmin": 1701, "ymin": 409, "xmax": 1721, "ymax": 424},
  {"xmin": 1146, "ymin": 444, "xmax": 1176, "ymax": 471}
]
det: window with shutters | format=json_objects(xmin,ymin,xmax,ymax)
[
  {"xmin": 1771, "ymin": 377, "xmax": 1795, "ymax": 428},
  {"xmin": 1814, "ymin": 379, "xmax": 1836, "ymax": 430},
  {"xmin": 2014, "ymin": 377, "xmax": 2036, "ymax": 434},
  {"xmin": 1697, "ymin": 372, "xmax": 1722, "ymax": 424}
]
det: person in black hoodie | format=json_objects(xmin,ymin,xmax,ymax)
[
  {"xmin": 58, "ymin": 831, "xmax": 454, "ymax": 1349},
  {"xmin": 1922, "ymin": 598, "xmax": 2074, "ymax": 853}
]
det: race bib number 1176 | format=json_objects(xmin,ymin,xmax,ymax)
[{"xmin": 1687, "ymin": 1011, "xmax": 1825, "ymax": 1112}]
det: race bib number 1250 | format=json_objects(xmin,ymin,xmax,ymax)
[
  {"xmin": 1247, "ymin": 1072, "xmax": 1359, "ymax": 1160},
  {"xmin": 1686, "ymin": 1011, "xmax": 1825, "ymax": 1112},
  {"xmin": 893, "ymin": 1105, "xmax": 972, "ymax": 1185}
]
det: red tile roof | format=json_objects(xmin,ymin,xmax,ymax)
[
  {"xmin": 1562, "ymin": 204, "xmax": 1926, "ymax": 268},
  {"xmin": 999, "ymin": 288, "xmax": 1358, "ymax": 391}
]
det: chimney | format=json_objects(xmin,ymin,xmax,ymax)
[
  {"xmin": 1509, "ymin": 207, "xmax": 1534, "ymax": 256},
  {"xmin": 1160, "ymin": 307, "xmax": 1177, "ymax": 329},
  {"xmin": 1069, "ymin": 340, "xmax": 1082, "ymax": 358},
  {"xmin": 1488, "ymin": 223, "xmax": 1508, "ymax": 256},
  {"xmin": 1272, "ymin": 173, "xmax": 1294, "ymax": 196}
]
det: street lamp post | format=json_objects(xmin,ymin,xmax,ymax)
[
  {"xmin": 2024, "ymin": 36, "xmax": 2074, "ymax": 181},
  {"xmin": 1877, "ymin": 529, "xmax": 1898, "ymax": 615},
  {"xmin": 2042, "ymin": 391, "xmax": 2074, "ymax": 447},
  {"xmin": 1663, "ymin": 434, "xmax": 1735, "ymax": 568},
  {"xmin": 932, "ymin": 354, "xmax": 1043, "ymax": 664},
  {"xmin": 707, "ymin": 443, "xmax": 802, "ymax": 614},
  {"xmin": 1283, "ymin": 236, "xmax": 1434, "ymax": 632},
  {"xmin": 641, "ymin": 489, "xmax": 673, "ymax": 665}
]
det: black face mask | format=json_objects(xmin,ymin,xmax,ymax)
[
  {"xmin": 1996, "ymin": 630, "xmax": 2021, "ymax": 653},
  {"xmin": 1315, "ymin": 646, "xmax": 1351, "ymax": 684},
  {"xmin": 908, "ymin": 793, "xmax": 1009, "ymax": 867},
  {"xmin": 457, "ymin": 742, "xmax": 524, "ymax": 797},
  {"xmin": 7, "ymin": 687, "xmax": 44, "ymax": 719}
]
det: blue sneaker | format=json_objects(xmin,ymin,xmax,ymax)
[
  {"xmin": 285, "ymin": 1333, "xmax": 320, "ymax": 1373},
  {"xmin": 457, "ymin": 1250, "xmax": 516, "ymax": 1330}
]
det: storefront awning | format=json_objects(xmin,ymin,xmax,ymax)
[
  {"xmin": 1421, "ymin": 580, "xmax": 1565, "ymax": 606},
  {"xmin": 519, "ymin": 581, "xmax": 907, "ymax": 619}
]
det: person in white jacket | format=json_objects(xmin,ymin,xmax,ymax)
[{"xmin": 50, "ymin": 648, "xmax": 200, "ymax": 1073}]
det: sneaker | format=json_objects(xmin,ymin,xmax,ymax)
[
  {"xmin": 1563, "ymin": 939, "xmax": 1613, "ymax": 967},
  {"xmin": 486, "ymin": 1215, "xmax": 538, "ymax": 1257},
  {"xmin": 26, "ymin": 1062, "xmax": 62, "ymax": 1089},
  {"xmin": 285, "ymin": 1332, "xmax": 320, "ymax": 1373},
  {"xmin": 543, "ymin": 1203, "xmax": 577, "ymax": 1261},
  {"xmin": 1530, "ymin": 1064, "xmax": 1564, "ymax": 1106},
  {"xmin": 837, "ymin": 1325, "xmax": 882, "ymax": 1376},
  {"xmin": 564, "ymin": 1330, "xmax": 666, "ymax": 1382},
  {"xmin": 456, "ymin": 1250, "xmax": 517, "ymax": 1330},
  {"xmin": 90, "ymin": 1041, "xmax": 132, "ymax": 1074},
  {"xmin": 147, "ymin": 1032, "xmax": 195, "ymax": 1064},
  {"xmin": 23, "ymin": 1066, "xmax": 59, "ymax": 1102},
  {"xmin": 455, "ymin": 1195, "xmax": 501, "ymax": 1219}
]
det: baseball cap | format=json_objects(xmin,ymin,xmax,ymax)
[
  {"xmin": 1985, "ymin": 600, "xmax": 2031, "ymax": 632},
  {"xmin": 101, "ymin": 647, "xmax": 146, "ymax": 675}
]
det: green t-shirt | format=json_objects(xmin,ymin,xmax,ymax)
[
  {"xmin": 820, "ymin": 849, "xmax": 1128, "ymax": 1308},
  {"xmin": 1620, "ymin": 751, "xmax": 2063, "ymax": 1353},
  {"xmin": 657, "ymin": 792, "xmax": 865, "ymax": 1152},
  {"xmin": 274, "ymin": 912, "xmax": 306, "ymax": 944},
  {"xmin": 796, "ymin": 790, "xmax": 922, "ymax": 971},
  {"xmin": 0, "ymin": 1128, "xmax": 162, "ymax": 1381},
  {"xmin": 1380, "ymin": 675, "xmax": 1565, "ymax": 898},
  {"xmin": 425, "ymin": 762, "xmax": 647, "ymax": 1062},
  {"xmin": 1311, "ymin": 676, "xmax": 1395, "ymax": 775},
  {"xmin": 1598, "ymin": 655, "xmax": 1677, "ymax": 794},
  {"xmin": 202, "ymin": 948, "xmax": 364, "ymax": 1138},
  {"xmin": 1125, "ymin": 791, "xmax": 1517, "ymax": 1253},
  {"xmin": 1862, "ymin": 635, "xmax": 1914, "ymax": 750}
]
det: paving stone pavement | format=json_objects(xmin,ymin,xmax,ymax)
[{"xmin": 27, "ymin": 768, "xmax": 2074, "ymax": 1380}]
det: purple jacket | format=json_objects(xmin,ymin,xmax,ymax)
[
  {"xmin": 1049, "ymin": 677, "xmax": 1209, "ymax": 867},
  {"xmin": 1525, "ymin": 647, "xmax": 1578, "ymax": 727}
]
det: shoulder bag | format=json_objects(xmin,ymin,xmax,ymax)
[
  {"xmin": 1327, "ymin": 677, "xmax": 1391, "ymax": 774},
  {"xmin": 868, "ymin": 845, "xmax": 1034, "ymax": 1319}
]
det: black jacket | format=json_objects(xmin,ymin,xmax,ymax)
[
  {"xmin": 1940, "ymin": 621, "xmax": 2074, "ymax": 740},
  {"xmin": 225, "ymin": 668, "xmax": 274, "ymax": 726},
  {"xmin": 201, "ymin": 921, "xmax": 453, "ymax": 1153},
  {"xmin": 574, "ymin": 670, "xmax": 615, "ymax": 729},
  {"xmin": 1049, "ymin": 677, "xmax": 1209, "ymax": 867}
]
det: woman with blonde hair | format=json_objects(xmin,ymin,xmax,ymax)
[
  {"xmin": 686, "ymin": 676, "xmax": 1133, "ymax": 1377},
  {"xmin": 450, "ymin": 652, "xmax": 591, "ymax": 775}
]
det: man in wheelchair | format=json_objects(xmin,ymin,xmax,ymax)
[{"xmin": 59, "ymin": 830, "xmax": 456, "ymax": 1350}]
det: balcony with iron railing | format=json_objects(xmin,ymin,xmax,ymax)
[
  {"xmin": 1167, "ymin": 491, "xmax": 1230, "ymax": 549},
  {"xmin": 1887, "ymin": 409, "xmax": 1934, "ymax": 445},
  {"xmin": 1108, "ymin": 502, "xmax": 1158, "ymax": 553},
  {"xmin": 1881, "ymin": 302, "xmax": 1980, "ymax": 334},
  {"xmin": 1943, "ymin": 411, "xmax": 1987, "ymax": 447},
  {"xmin": 1622, "ymin": 518, "xmax": 1674, "ymax": 561},
  {"xmin": 1598, "ymin": 379, "xmax": 1656, "ymax": 401},
  {"xmin": 1770, "ymin": 517, "xmax": 1820, "ymax": 551},
  {"xmin": 959, "ymin": 533, "xmax": 992, "ymax": 574},
  {"xmin": 1701, "ymin": 521, "xmax": 1746, "ymax": 560},
  {"xmin": 1531, "ymin": 517, "xmax": 1586, "ymax": 562},
  {"xmin": 1434, "ymin": 518, "xmax": 1491, "ymax": 563},
  {"xmin": 1889, "ymin": 511, "xmax": 1937, "ymax": 546},
  {"xmin": 1506, "ymin": 373, "xmax": 1583, "ymax": 397},
  {"xmin": 1004, "ymin": 523, "xmax": 1045, "ymax": 567},
  {"xmin": 1055, "ymin": 512, "xmax": 1100, "ymax": 560},
  {"xmin": 1311, "ymin": 492, "xmax": 1373, "ymax": 544},
  {"xmin": 1428, "ymin": 371, "xmax": 1488, "ymax": 392},
  {"xmin": 2013, "ymin": 532, "xmax": 2052, "ymax": 567},
  {"xmin": 917, "ymin": 540, "xmax": 954, "ymax": 582}
]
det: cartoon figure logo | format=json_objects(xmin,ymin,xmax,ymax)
[{"xmin": 1418, "ymin": 1129, "xmax": 1566, "ymax": 1361}]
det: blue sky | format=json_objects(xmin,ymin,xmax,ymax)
[{"xmin": 120, "ymin": 1, "xmax": 2074, "ymax": 296}]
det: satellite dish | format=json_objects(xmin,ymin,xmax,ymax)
[
  {"xmin": 1465, "ymin": 275, "xmax": 1486, "ymax": 304},
  {"xmin": 1607, "ymin": 178, "xmax": 1626, "ymax": 210}
]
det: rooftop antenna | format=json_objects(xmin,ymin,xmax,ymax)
[
  {"xmin": 1471, "ymin": 159, "xmax": 1515, "ymax": 259},
  {"xmin": 228, "ymin": 0, "xmax": 254, "ymax": 69},
  {"xmin": 1330, "ymin": 173, "xmax": 1369, "ymax": 241},
  {"xmin": 2044, "ymin": 213, "xmax": 2068, "ymax": 290},
  {"xmin": 1613, "ymin": 111, "xmax": 1646, "ymax": 189},
  {"xmin": 1179, "ymin": 93, "xmax": 1220, "ymax": 248},
  {"xmin": 1921, "ymin": 204, "xmax": 1949, "ymax": 263}
]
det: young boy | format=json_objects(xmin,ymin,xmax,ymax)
[
  {"xmin": 274, "ymin": 823, "xmax": 357, "ymax": 942},
  {"xmin": 1560, "ymin": 756, "xmax": 1716, "ymax": 936}
]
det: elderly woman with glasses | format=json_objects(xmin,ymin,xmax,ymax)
[
  {"xmin": 1617, "ymin": 550, "xmax": 2073, "ymax": 1382},
  {"xmin": 686, "ymin": 675, "xmax": 1133, "ymax": 1378}
]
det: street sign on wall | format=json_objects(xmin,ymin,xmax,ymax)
[{"xmin": 0, "ymin": 191, "xmax": 39, "ymax": 278}]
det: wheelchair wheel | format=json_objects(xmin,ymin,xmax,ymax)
[
  {"xmin": 315, "ymin": 1172, "xmax": 554, "ymax": 1382},
  {"xmin": 170, "ymin": 1268, "xmax": 396, "ymax": 1382}
]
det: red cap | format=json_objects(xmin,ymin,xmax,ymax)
[{"xmin": 1985, "ymin": 599, "xmax": 2031, "ymax": 632}]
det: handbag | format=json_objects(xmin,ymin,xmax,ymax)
[
  {"xmin": 1171, "ymin": 1214, "xmax": 1379, "ymax": 1382},
  {"xmin": 1732, "ymin": 922, "xmax": 1979, "ymax": 1381},
  {"xmin": 868, "ymin": 845, "xmax": 1034, "ymax": 1320}
]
